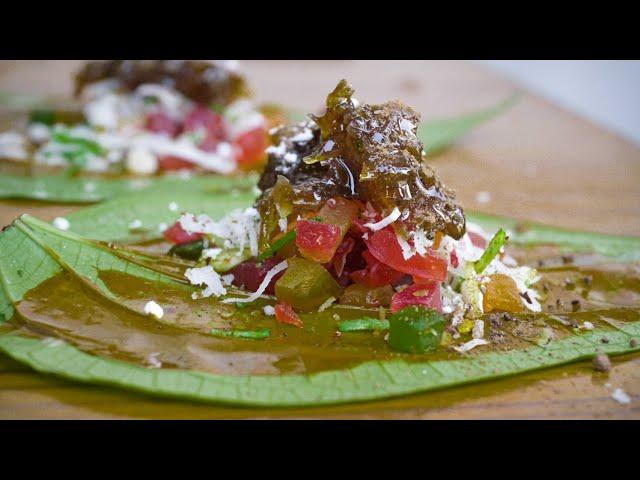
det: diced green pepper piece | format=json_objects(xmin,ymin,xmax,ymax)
[
  {"xmin": 274, "ymin": 256, "xmax": 342, "ymax": 312},
  {"xmin": 169, "ymin": 239, "xmax": 205, "ymax": 261},
  {"xmin": 210, "ymin": 328, "xmax": 270, "ymax": 340},
  {"xmin": 474, "ymin": 228, "xmax": 507, "ymax": 274},
  {"xmin": 388, "ymin": 306, "xmax": 445, "ymax": 354},
  {"xmin": 338, "ymin": 318, "xmax": 389, "ymax": 332},
  {"xmin": 257, "ymin": 229, "xmax": 296, "ymax": 261}
]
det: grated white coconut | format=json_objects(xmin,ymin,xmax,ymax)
[
  {"xmin": 185, "ymin": 266, "xmax": 227, "ymax": 299},
  {"xmin": 453, "ymin": 338, "xmax": 489, "ymax": 353},
  {"xmin": 143, "ymin": 300, "xmax": 164, "ymax": 319},
  {"xmin": 364, "ymin": 207, "xmax": 401, "ymax": 231},
  {"xmin": 179, "ymin": 207, "xmax": 260, "ymax": 258}
]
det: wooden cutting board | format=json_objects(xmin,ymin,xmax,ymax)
[{"xmin": 0, "ymin": 60, "xmax": 638, "ymax": 419}]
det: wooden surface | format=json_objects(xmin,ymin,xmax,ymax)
[{"xmin": 0, "ymin": 60, "xmax": 638, "ymax": 419}]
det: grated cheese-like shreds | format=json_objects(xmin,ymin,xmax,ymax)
[
  {"xmin": 222, "ymin": 260, "xmax": 288, "ymax": 304},
  {"xmin": 185, "ymin": 266, "xmax": 227, "ymax": 299},
  {"xmin": 453, "ymin": 338, "xmax": 489, "ymax": 353},
  {"xmin": 364, "ymin": 207, "xmax": 401, "ymax": 231},
  {"xmin": 179, "ymin": 207, "xmax": 260, "ymax": 258}
]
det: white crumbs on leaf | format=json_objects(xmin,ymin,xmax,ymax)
[
  {"xmin": 52, "ymin": 217, "xmax": 70, "ymax": 231},
  {"xmin": 263, "ymin": 305, "xmax": 275, "ymax": 316},
  {"xmin": 144, "ymin": 301, "xmax": 164, "ymax": 319},
  {"xmin": 611, "ymin": 388, "xmax": 631, "ymax": 405},
  {"xmin": 185, "ymin": 266, "xmax": 227, "ymax": 299}
]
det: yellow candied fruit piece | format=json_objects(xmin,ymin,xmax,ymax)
[
  {"xmin": 482, "ymin": 274, "xmax": 524, "ymax": 313},
  {"xmin": 457, "ymin": 318, "xmax": 474, "ymax": 334}
]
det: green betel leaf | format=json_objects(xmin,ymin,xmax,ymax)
[
  {"xmin": 467, "ymin": 211, "xmax": 640, "ymax": 262},
  {"xmin": 0, "ymin": 319, "xmax": 637, "ymax": 407},
  {"xmin": 0, "ymin": 214, "xmax": 189, "ymax": 324},
  {"xmin": 0, "ymin": 210, "xmax": 639, "ymax": 407},
  {"xmin": 419, "ymin": 93, "xmax": 521, "ymax": 155},
  {"xmin": 0, "ymin": 173, "xmax": 257, "ymax": 203},
  {"xmin": 61, "ymin": 189, "xmax": 640, "ymax": 263},
  {"xmin": 65, "ymin": 190, "xmax": 257, "ymax": 243}
]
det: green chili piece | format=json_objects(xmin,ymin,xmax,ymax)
[
  {"xmin": 474, "ymin": 228, "xmax": 507, "ymax": 274},
  {"xmin": 51, "ymin": 129, "xmax": 104, "ymax": 156},
  {"xmin": 168, "ymin": 239, "xmax": 205, "ymax": 261},
  {"xmin": 338, "ymin": 318, "xmax": 390, "ymax": 332},
  {"xmin": 209, "ymin": 328, "xmax": 270, "ymax": 340},
  {"xmin": 257, "ymin": 230, "xmax": 296, "ymax": 261},
  {"xmin": 388, "ymin": 306, "xmax": 445, "ymax": 354}
]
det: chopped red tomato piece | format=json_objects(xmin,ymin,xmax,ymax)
[
  {"xmin": 162, "ymin": 221, "xmax": 202, "ymax": 245},
  {"xmin": 364, "ymin": 227, "xmax": 448, "ymax": 282},
  {"xmin": 450, "ymin": 249, "xmax": 459, "ymax": 268},
  {"xmin": 350, "ymin": 250, "xmax": 405, "ymax": 288},
  {"xmin": 230, "ymin": 257, "xmax": 284, "ymax": 295},
  {"xmin": 234, "ymin": 128, "xmax": 267, "ymax": 167},
  {"xmin": 332, "ymin": 236, "xmax": 356, "ymax": 277},
  {"xmin": 145, "ymin": 112, "xmax": 181, "ymax": 137},
  {"xmin": 274, "ymin": 302, "xmax": 304, "ymax": 328},
  {"xmin": 348, "ymin": 217, "xmax": 369, "ymax": 237},
  {"xmin": 390, "ymin": 282, "xmax": 442, "ymax": 313},
  {"xmin": 157, "ymin": 155, "xmax": 197, "ymax": 171},
  {"xmin": 296, "ymin": 220, "xmax": 342, "ymax": 264},
  {"xmin": 184, "ymin": 107, "xmax": 226, "ymax": 140},
  {"xmin": 468, "ymin": 231, "xmax": 487, "ymax": 249}
]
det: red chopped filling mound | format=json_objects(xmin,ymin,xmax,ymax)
[
  {"xmin": 350, "ymin": 250, "xmax": 405, "ymax": 288},
  {"xmin": 162, "ymin": 221, "xmax": 202, "ymax": 244},
  {"xmin": 230, "ymin": 257, "xmax": 285, "ymax": 295},
  {"xmin": 145, "ymin": 112, "xmax": 181, "ymax": 137},
  {"xmin": 275, "ymin": 302, "xmax": 304, "ymax": 328},
  {"xmin": 183, "ymin": 106, "xmax": 226, "ymax": 141}
]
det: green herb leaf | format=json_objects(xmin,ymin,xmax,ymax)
[
  {"xmin": 257, "ymin": 230, "xmax": 296, "ymax": 261},
  {"xmin": 419, "ymin": 93, "xmax": 520, "ymax": 155},
  {"xmin": 0, "ymin": 173, "xmax": 257, "ymax": 203},
  {"xmin": 474, "ymin": 228, "xmax": 507, "ymax": 274},
  {"xmin": 338, "ymin": 318, "xmax": 389, "ymax": 332},
  {"xmin": 388, "ymin": 306, "xmax": 445, "ymax": 354},
  {"xmin": 210, "ymin": 328, "xmax": 270, "ymax": 340},
  {"xmin": 51, "ymin": 128, "xmax": 104, "ymax": 156}
]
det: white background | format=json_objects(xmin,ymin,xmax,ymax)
[{"xmin": 478, "ymin": 60, "xmax": 640, "ymax": 146}]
